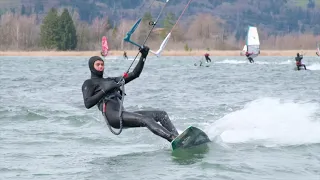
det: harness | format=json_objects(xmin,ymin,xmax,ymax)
[
  {"xmin": 101, "ymin": 78, "xmax": 126, "ymax": 135},
  {"xmin": 295, "ymin": 57, "xmax": 302, "ymax": 65}
]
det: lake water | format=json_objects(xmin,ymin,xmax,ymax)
[{"xmin": 1, "ymin": 55, "xmax": 320, "ymax": 180}]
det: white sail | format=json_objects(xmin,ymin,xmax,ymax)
[
  {"xmin": 246, "ymin": 26, "xmax": 260, "ymax": 58},
  {"xmin": 240, "ymin": 44, "xmax": 247, "ymax": 55},
  {"xmin": 316, "ymin": 42, "xmax": 320, "ymax": 56}
]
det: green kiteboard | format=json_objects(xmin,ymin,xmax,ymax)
[{"xmin": 171, "ymin": 126, "xmax": 211, "ymax": 151}]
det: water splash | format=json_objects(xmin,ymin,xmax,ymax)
[
  {"xmin": 307, "ymin": 63, "xmax": 320, "ymax": 70},
  {"xmin": 217, "ymin": 59, "xmax": 247, "ymax": 64},
  {"xmin": 207, "ymin": 98, "xmax": 320, "ymax": 147},
  {"xmin": 216, "ymin": 59, "xmax": 293, "ymax": 65}
]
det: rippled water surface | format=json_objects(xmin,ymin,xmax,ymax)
[{"xmin": 1, "ymin": 56, "xmax": 320, "ymax": 180}]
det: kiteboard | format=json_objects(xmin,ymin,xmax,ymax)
[
  {"xmin": 171, "ymin": 126, "xmax": 211, "ymax": 151},
  {"xmin": 241, "ymin": 26, "xmax": 260, "ymax": 59}
]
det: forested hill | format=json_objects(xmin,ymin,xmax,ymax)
[
  {"xmin": 1, "ymin": 0, "xmax": 320, "ymax": 50},
  {"xmin": 2, "ymin": 0, "xmax": 320, "ymax": 38},
  {"xmin": 1, "ymin": 0, "xmax": 320, "ymax": 37}
]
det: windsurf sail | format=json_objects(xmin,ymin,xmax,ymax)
[
  {"xmin": 246, "ymin": 26, "xmax": 260, "ymax": 58},
  {"xmin": 240, "ymin": 44, "xmax": 247, "ymax": 55},
  {"xmin": 316, "ymin": 42, "xmax": 320, "ymax": 56},
  {"xmin": 101, "ymin": 36, "xmax": 109, "ymax": 57}
]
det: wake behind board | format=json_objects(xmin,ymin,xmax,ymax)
[
  {"xmin": 171, "ymin": 126, "xmax": 211, "ymax": 151},
  {"xmin": 194, "ymin": 62, "xmax": 211, "ymax": 67}
]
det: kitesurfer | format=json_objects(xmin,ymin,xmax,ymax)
[
  {"xmin": 245, "ymin": 51, "xmax": 254, "ymax": 63},
  {"xmin": 82, "ymin": 46, "xmax": 179, "ymax": 142},
  {"xmin": 295, "ymin": 53, "xmax": 306, "ymax": 70},
  {"xmin": 123, "ymin": 51, "xmax": 128, "ymax": 60},
  {"xmin": 204, "ymin": 53, "xmax": 211, "ymax": 63},
  {"xmin": 100, "ymin": 50, "xmax": 108, "ymax": 57}
]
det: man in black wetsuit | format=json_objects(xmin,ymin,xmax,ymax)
[
  {"xmin": 204, "ymin": 53, "xmax": 211, "ymax": 63},
  {"xmin": 245, "ymin": 51, "xmax": 254, "ymax": 63},
  {"xmin": 295, "ymin": 53, "xmax": 306, "ymax": 70},
  {"xmin": 123, "ymin": 51, "xmax": 128, "ymax": 60},
  {"xmin": 82, "ymin": 46, "xmax": 179, "ymax": 142}
]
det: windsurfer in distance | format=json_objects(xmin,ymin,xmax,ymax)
[
  {"xmin": 204, "ymin": 53, "xmax": 211, "ymax": 63},
  {"xmin": 245, "ymin": 51, "xmax": 254, "ymax": 63},
  {"xmin": 100, "ymin": 51, "xmax": 106, "ymax": 57},
  {"xmin": 295, "ymin": 53, "xmax": 306, "ymax": 70},
  {"xmin": 123, "ymin": 51, "xmax": 128, "ymax": 60},
  {"xmin": 82, "ymin": 46, "xmax": 179, "ymax": 142}
]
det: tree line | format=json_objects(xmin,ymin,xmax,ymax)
[{"xmin": 0, "ymin": 8, "xmax": 319, "ymax": 51}]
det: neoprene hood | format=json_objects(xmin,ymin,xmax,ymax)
[{"xmin": 88, "ymin": 56, "xmax": 104, "ymax": 78}]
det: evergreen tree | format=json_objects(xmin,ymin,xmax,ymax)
[
  {"xmin": 142, "ymin": 12, "xmax": 153, "ymax": 25},
  {"xmin": 40, "ymin": 8, "xmax": 60, "ymax": 49},
  {"xmin": 307, "ymin": 0, "xmax": 315, "ymax": 9},
  {"xmin": 138, "ymin": 12, "xmax": 153, "ymax": 44},
  {"xmin": 161, "ymin": 13, "xmax": 176, "ymax": 39},
  {"xmin": 106, "ymin": 18, "xmax": 113, "ymax": 31},
  {"xmin": 57, "ymin": 8, "xmax": 77, "ymax": 50},
  {"xmin": 25, "ymin": 6, "xmax": 32, "ymax": 16},
  {"xmin": 34, "ymin": 0, "xmax": 44, "ymax": 14},
  {"xmin": 21, "ymin": 5, "xmax": 26, "ymax": 15},
  {"xmin": 112, "ymin": 27, "xmax": 117, "ymax": 37},
  {"xmin": 164, "ymin": 13, "xmax": 176, "ymax": 30},
  {"xmin": 10, "ymin": 8, "xmax": 15, "ymax": 14}
]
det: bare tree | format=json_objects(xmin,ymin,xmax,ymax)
[
  {"xmin": 186, "ymin": 13, "xmax": 225, "ymax": 49},
  {"xmin": 0, "ymin": 9, "xmax": 320, "ymax": 51}
]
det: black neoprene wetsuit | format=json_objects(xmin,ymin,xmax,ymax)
[
  {"xmin": 246, "ymin": 54, "xmax": 254, "ymax": 63},
  {"xmin": 204, "ymin": 55, "xmax": 211, "ymax": 63},
  {"xmin": 81, "ymin": 53, "xmax": 179, "ymax": 142},
  {"xmin": 123, "ymin": 52, "xmax": 128, "ymax": 59},
  {"xmin": 295, "ymin": 54, "xmax": 306, "ymax": 70}
]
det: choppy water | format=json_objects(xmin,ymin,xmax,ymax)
[{"xmin": 1, "ymin": 55, "xmax": 320, "ymax": 180}]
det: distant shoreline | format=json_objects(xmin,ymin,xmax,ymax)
[{"xmin": 0, "ymin": 50, "xmax": 317, "ymax": 57}]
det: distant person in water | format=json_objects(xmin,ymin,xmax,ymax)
[
  {"xmin": 199, "ymin": 60, "xmax": 203, "ymax": 66},
  {"xmin": 194, "ymin": 60, "xmax": 203, "ymax": 66},
  {"xmin": 295, "ymin": 53, "xmax": 306, "ymax": 70},
  {"xmin": 204, "ymin": 53, "xmax": 211, "ymax": 63},
  {"xmin": 100, "ymin": 51, "xmax": 107, "ymax": 57},
  {"xmin": 245, "ymin": 51, "xmax": 254, "ymax": 63},
  {"xmin": 123, "ymin": 51, "xmax": 128, "ymax": 60}
]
